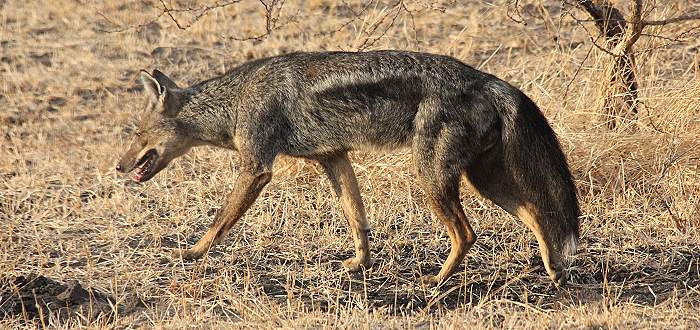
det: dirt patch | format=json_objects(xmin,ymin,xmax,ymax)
[{"xmin": 0, "ymin": 275, "xmax": 115, "ymax": 323}]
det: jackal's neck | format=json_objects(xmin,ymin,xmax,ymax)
[{"xmin": 178, "ymin": 87, "xmax": 239, "ymax": 150}]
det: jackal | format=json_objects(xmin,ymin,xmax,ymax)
[{"xmin": 116, "ymin": 50, "xmax": 580, "ymax": 286}]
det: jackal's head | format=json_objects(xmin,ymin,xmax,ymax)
[{"xmin": 116, "ymin": 70, "xmax": 193, "ymax": 183}]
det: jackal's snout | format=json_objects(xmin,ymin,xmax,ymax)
[
  {"xmin": 115, "ymin": 150, "xmax": 134, "ymax": 174},
  {"xmin": 115, "ymin": 154, "xmax": 137, "ymax": 173},
  {"xmin": 116, "ymin": 137, "xmax": 164, "ymax": 183}
]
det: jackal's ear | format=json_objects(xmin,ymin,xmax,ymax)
[
  {"xmin": 140, "ymin": 69, "xmax": 179, "ymax": 95},
  {"xmin": 140, "ymin": 70, "xmax": 164, "ymax": 100},
  {"xmin": 152, "ymin": 69, "xmax": 179, "ymax": 90},
  {"xmin": 140, "ymin": 70, "xmax": 182, "ymax": 117}
]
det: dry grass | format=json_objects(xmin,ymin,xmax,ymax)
[{"xmin": 1, "ymin": 0, "xmax": 699, "ymax": 328}]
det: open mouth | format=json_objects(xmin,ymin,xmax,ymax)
[{"xmin": 132, "ymin": 149, "xmax": 158, "ymax": 182}]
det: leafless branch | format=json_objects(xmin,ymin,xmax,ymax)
[
  {"xmin": 564, "ymin": 41, "xmax": 596, "ymax": 100},
  {"xmin": 561, "ymin": 2, "xmax": 700, "ymax": 29},
  {"xmin": 356, "ymin": 0, "xmax": 406, "ymax": 51},
  {"xmin": 94, "ymin": 9, "xmax": 166, "ymax": 33},
  {"xmin": 227, "ymin": 0, "xmax": 289, "ymax": 41},
  {"xmin": 567, "ymin": 11, "xmax": 620, "ymax": 56},
  {"xmin": 575, "ymin": 0, "xmax": 626, "ymax": 43},
  {"xmin": 158, "ymin": 0, "xmax": 246, "ymax": 30},
  {"xmin": 643, "ymin": 13, "xmax": 700, "ymax": 26},
  {"xmin": 506, "ymin": 0, "xmax": 526, "ymax": 25},
  {"xmin": 95, "ymin": 0, "xmax": 286, "ymax": 42},
  {"xmin": 307, "ymin": 1, "xmax": 375, "ymax": 39}
]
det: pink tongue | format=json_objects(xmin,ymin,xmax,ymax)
[
  {"xmin": 132, "ymin": 171, "xmax": 143, "ymax": 182},
  {"xmin": 131, "ymin": 156, "xmax": 151, "ymax": 182}
]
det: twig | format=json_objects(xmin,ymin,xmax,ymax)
[
  {"xmin": 357, "ymin": 0, "xmax": 405, "ymax": 51},
  {"xmin": 506, "ymin": 0, "xmax": 526, "ymax": 25},
  {"xmin": 643, "ymin": 13, "xmax": 700, "ymax": 26},
  {"xmin": 564, "ymin": 40, "xmax": 595, "ymax": 100}
]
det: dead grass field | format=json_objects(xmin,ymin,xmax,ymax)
[{"xmin": 1, "ymin": 0, "xmax": 699, "ymax": 328}]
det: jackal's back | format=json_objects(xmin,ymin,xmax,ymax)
[{"xmin": 190, "ymin": 51, "xmax": 496, "ymax": 156}]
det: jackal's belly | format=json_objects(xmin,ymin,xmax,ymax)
[
  {"xmin": 285, "ymin": 104, "xmax": 417, "ymax": 157},
  {"xmin": 345, "ymin": 119, "xmax": 415, "ymax": 153}
]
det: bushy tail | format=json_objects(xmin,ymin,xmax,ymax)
[{"xmin": 485, "ymin": 80, "xmax": 580, "ymax": 258}]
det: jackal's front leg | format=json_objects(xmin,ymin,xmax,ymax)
[
  {"xmin": 173, "ymin": 170, "xmax": 272, "ymax": 260},
  {"xmin": 321, "ymin": 154, "xmax": 371, "ymax": 271}
]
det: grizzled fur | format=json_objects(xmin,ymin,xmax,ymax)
[{"xmin": 117, "ymin": 50, "xmax": 580, "ymax": 286}]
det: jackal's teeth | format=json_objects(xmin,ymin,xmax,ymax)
[{"xmin": 131, "ymin": 149, "xmax": 157, "ymax": 182}]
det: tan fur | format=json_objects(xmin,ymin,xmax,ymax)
[
  {"xmin": 320, "ymin": 154, "xmax": 370, "ymax": 271},
  {"xmin": 516, "ymin": 203, "xmax": 564, "ymax": 285},
  {"xmin": 420, "ymin": 195, "xmax": 477, "ymax": 285}
]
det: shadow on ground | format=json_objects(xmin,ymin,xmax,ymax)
[
  {"xmin": 3, "ymin": 236, "xmax": 697, "ymax": 324},
  {"xmin": 252, "ymin": 236, "xmax": 700, "ymax": 313},
  {"xmin": 0, "ymin": 275, "xmax": 117, "ymax": 324}
]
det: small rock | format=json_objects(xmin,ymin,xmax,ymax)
[
  {"xmin": 73, "ymin": 114, "xmax": 97, "ymax": 121},
  {"xmin": 2, "ymin": 114, "xmax": 22, "ymax": 125},
  {"xmin": 48, "ymin": 96, "xmax": 66, "ymax": 107},
  {"xmin": 137, "ymin": 21, "xmax": 162, "ymax": 43},
  {"xmin": 29, "ymin": 52, "xmax": 52, "ymax": 67},
  {"xmin": 45, "ymin": 106, "xmax": 59, "ymax": 113},
  {"xmin": 74, "ymin": 88, "xmax": 97, "ymax": 101},
  {"xmin": 56, "ymin": 280, "xmax": 89, "ymax": 304},
  {"xmin": 80, "ymin": 191, "xmax": 96, "ymax": 203},
  {"xmin": 29, "ymin": 26, "xmax": 58, "ymax": 36}
]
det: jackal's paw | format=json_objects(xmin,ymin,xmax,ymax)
[
  {"xmin": 420, "ymin": 275, "xmax": 442, "ymax": 287},
  {"xmin": 550, "ymin": 269, "xmax": 569, "ymax": 288},
  {"xmin": 171, "ymin": 249, "xmax": 204, "ymax": 261},
  {"xmin": 342, "ymin": 257, "xmax": 369, "ymax": 272}
]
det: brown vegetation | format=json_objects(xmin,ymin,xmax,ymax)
[{"xmin": 1, "ymin": 0, "xmax": 698, "ymax": 328}]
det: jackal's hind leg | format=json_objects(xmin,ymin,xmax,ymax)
[
  {"xmin": 413, "ymin": 159, "xmax": 476, "ymax": 286},
  {"xmin": 321, "ymin": 154, "xmax": 370, "ymax": 272},
  {"xmin": 173, "ymin": 170, "xmax": 272, "ymax": 260},
  {"xmin": 417, "ymin": 180, "xmax": 477, "ymax": 287},
  {"xmin": 412, "ymin": 116, "xmax": 480, "ymax": 286}
]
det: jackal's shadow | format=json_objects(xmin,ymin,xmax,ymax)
[{"xmin": 254, "ymin": 237, "xmax": 700, "ymax": 313}]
